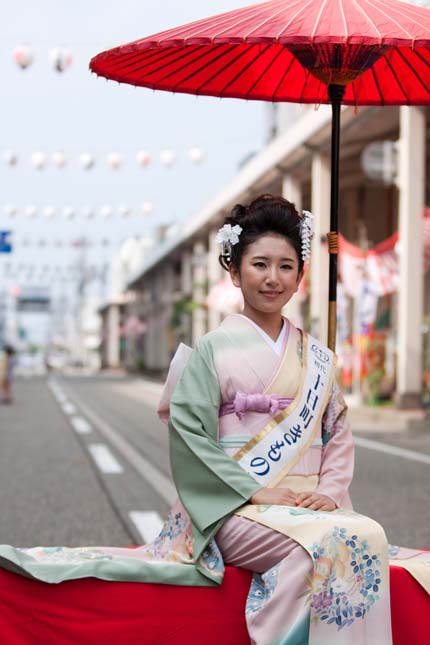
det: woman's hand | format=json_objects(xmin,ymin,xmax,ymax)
[
  {"xmin": 250, "ymin": 487, "xmax": 298, "ymax": 506},
  {"xmin": 294, "ymin": 491, "xmax": 337, "ymax": 511}
]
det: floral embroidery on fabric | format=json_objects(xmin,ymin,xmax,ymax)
[
  {"xmin": 388, "ymin": 544, "xmax": 400, "ymax": 557},
  {"xmin": 246, "ymin": 562, "xmax": 280, "ymax": 615},
  {"xmin": 309, "ymin": 526, "xmax": 382, "ymax": 629},
  {"xmin": 199, "ymin": 538, "xmax": 224, "ymax": 578},
  {"xmin": 145, "ymin": 509, "xmax": 194, "ymax": 563}
]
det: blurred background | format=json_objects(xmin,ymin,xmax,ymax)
[{"xmin": 0, "ymin": 1, "xmax": 429, "ymax": 550}]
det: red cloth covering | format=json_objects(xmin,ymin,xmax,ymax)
[{"xmin": 0, "ymin": 565, "xmax": 428, "ymax": 644}]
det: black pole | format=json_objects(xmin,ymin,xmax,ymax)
[{"xmin": 327, "ymin": 83, "xmax": 346, "ymax": 352}]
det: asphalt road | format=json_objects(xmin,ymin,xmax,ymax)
[{"xmin": 0, "ymin": 374, "xmax": 429, "ymax": 549}]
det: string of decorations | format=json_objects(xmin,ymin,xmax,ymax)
[
  {"xmin": 12, "ymin": 44, "xmax": 73, "ymax": 72},
  {"xmin": 2, "ymin": 146, "xmax": 205, "ymax": 169},
  {"xmin": 1, "ymin": 202, "xmax": 154, "ymax": 219}
]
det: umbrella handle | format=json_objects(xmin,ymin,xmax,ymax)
[{"xmin": 327, "ymin": 84, "xmax": 346, "ymax": 352}]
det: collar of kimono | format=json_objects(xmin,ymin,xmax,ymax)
[{"xmin": 233, "ymin": 332, "xmax": 336, "ymax": 488}]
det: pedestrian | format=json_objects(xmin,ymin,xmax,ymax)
[
  {"xmin": 0, "ymin": 195, "xmax": 428, "ymax": 645},
  {"xmin": 0, "ymin": 344, "xmax": 15, "ymax": 404}
]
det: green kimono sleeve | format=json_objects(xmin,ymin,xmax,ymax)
[{"xmin": 168, "ymin": 337, "xmax": 261, "ymax": 536}]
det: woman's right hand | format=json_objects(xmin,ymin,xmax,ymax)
[{"xmin": 250, "ymin": 487, "xmax": 297, "ymax": 506}]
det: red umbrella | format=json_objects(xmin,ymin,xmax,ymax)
[{"xmin": 90, "ymin": 0, "xmax": 430, "ymax": 350}]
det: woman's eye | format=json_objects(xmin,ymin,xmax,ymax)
[
  {"xmin": 281, "ymin": 265, "xmax": 293, "ymax": 270},
  {"xmin": 253, "ymin": 262, "xmax": 266, "ymax": 268}
]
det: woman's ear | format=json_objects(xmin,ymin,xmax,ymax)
[
  {"xmin": 294, "ymin": 269, "xmax": 304, "ymax": 291},
  {"xmin": 229, "ymin": 264, "xmax": 241, "ymax": 288}
]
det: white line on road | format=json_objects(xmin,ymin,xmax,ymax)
[
  {"xmin": 62, "ymin": 402, "xmax": 77, "ymax": 415},
  {"xmin": 129, "ymin": 511, "xmax": 164, "ymax": 543},
  {"xmin": 61, "ymin": 385, "xmax": 177, "ymax": 506},
  {"xmin": 88, "ymin": 443, "xmax": 124, "ymax": 474},
  {"xmin": 355, "ymin": 435, "xmax": 430, "ymax": 465},
  {"xmin": 70, "ymin": 416, "xmax": 92, "ymax": 434}
]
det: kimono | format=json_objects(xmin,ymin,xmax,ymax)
[{"xmin": 0, "ymin": 314, "xmax": 428, "ymax": 645}]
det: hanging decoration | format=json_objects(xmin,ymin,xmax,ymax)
[
  {"xmin": 79, "ymin": 152, "xmax": 95, "ymax": 170},
  {"xmin": 141, "ymin": 201, "xmax": 153, "ymax": 215},
  {"xmin": 31, "ymin": 151, "xmax": 47, "ymax": 170},
  {"xmin": 13, "ymin": 44, "xmax": 33, "ymax": 70},
  {"xmin": 160, "ymin": 149, "xmax": 176, "ymax": 167},
  {"xmin": 136, "ymin": 150, "xmax": 151, "ymax": 167},
  {"xmin": 188, "ymin": 146, "xmax": 204, "ymax": 164},
  {"xmin": 2, "ymin": 146, "xmax": 205, "ymax": 168},
  {"xmin": 49, "ymin": 47, "xmax": 73, "ymax": 73},
  {"xmin": 43, "ymin": 206, "xmax": 56, "ymax": 219},
  {"xmin": 4, "ymin": 203, "xmax": 17, "ymax": 217},
  {"xmin": 52, "ymin": 150, "xmax": 66, "ymax": 168},
  {"xmin": 101, "ymin": 205, "xmax": 113, "ymax": 219},
  {"xmin": 4, "ymin": 149, "xmax": 18, "ymax": 166},
  {"xmin": 25, "ymin": 205, "xmax": 37, "ymax": 218},
  {"xmin": 82, "ymin": 205, "xmax": 94, "ymax": 219},
  {"xmin": 107, "ymin": 152, "xmax": 121, "ymax": 170},
  {"xmin": 118, "ymin": 204, "xmax": 130, "ymax": 218},
  {"xmin": 63, "ymin": 206, "xmax": 75, "ymax": 220}
]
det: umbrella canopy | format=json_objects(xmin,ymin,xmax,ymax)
[
  {"xmin": 90, "ymin": 0, "xmax": 430, "ymax": 106},
  {"xmin": 90, "ymin": 0, "xmax": 430, "ymax": 351}
]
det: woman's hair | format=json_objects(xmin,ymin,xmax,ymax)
[{"xmin": 218, "ymin": 194, "xmax": 304, "ymax": 274}]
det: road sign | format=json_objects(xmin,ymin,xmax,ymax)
[{"xmin": 0, "ymin": 231, "xmax": 12, "ymax": 253}]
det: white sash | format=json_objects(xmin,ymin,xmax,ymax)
[{"xmin": 235, "ymin": 334, "xmax": 335, "ymax": 487}]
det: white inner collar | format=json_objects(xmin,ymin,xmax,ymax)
[{"xmin": 238, "ymin": 315, "xmax": 288, "ymax": 356}]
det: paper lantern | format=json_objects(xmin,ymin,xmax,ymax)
[
  {"xmin": 80, "ymin": 152, "xmax": 95, "ymax": 170},
  {"xmin": 63, "ymin": 206, "xmax": 75, "ymax": 220},
  {"xmin": 4, "ymin": 149, "xmax": 18, "ymax": 166},
  {"xmin": 141, "ymin": 201, "xmax": 153, "ymax": 215},
  {"xmin": 4, "ymin": 203, "xmax": 17, "ymax": 217},
  {"xmin": 160, "ymin": 149, "xmax": 176, "ymax": 167},
  {"xmin": 13, "ymin": 44, "xmax": 33, "ymax": 70},
  {"xmin": 101, "ymin": 205, "xmax": 113, "ymax": 219},
  {"xmin": 52, "ymin": 150, "xmax": 66, "ymax": 168},
  {"xmin": 25, "ymin": 205, "xmax": 37, "ymax": 218},
  {"xmin": 49, "ymin": 47, "xmax": 73, "ymax": 73},
  {"xmin": 118, "ymin": 203, "xmax": 130, "ymax": 218},
  {"xmin": 43, "ymin": 206, "xmax": 56, "ymax": 219},
  {"xmin": 136, "ymin": 150, "xmax": 151, "ymax": 167},
  {"xmin": 31, "ymin": 151, "xmax": 46, "ymax": 170},
  {"xmin": 188, "ymin": 146, "xmax": 205, "ymax": 164},
  {"xmin": 107, "ymin": 152, "xmax": 121, "ymax": 170},
  {"xmin": 82, "ymin": 205, "xmax": 94, "ymax": 219}
]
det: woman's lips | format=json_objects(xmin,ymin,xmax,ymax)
[{"xmin": 260, "ymin": 291, "xmax": 282, "ymax": 299}]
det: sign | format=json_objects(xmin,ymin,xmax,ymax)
[{"xmin": 0, "ymin": 231, "xmax": 12, "ymax": 253}]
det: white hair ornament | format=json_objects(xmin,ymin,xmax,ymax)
[
  {"xmin": 216, "ymin": 223, "xmax": 242, "ymax": 256},
  {"xmin": 300, "ymin": 210, "xmax": 314, "ymax": 262}
]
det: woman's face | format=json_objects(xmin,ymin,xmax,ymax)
[{"xmin": 229, "ymin": 233, "xmax": 303, "ymax": 315}]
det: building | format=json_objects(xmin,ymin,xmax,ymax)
[{"xmin": 101, "ymin": 104, "xmax": 430, "ymax": 408}]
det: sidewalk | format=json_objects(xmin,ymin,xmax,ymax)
[{"xmin": 345, "ymin": 396, "xmax": 429, "ymax": 433}]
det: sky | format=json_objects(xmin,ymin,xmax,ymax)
[{"xmin": 0, "ymin": 0, "xmax": 267, "ymax": 309}]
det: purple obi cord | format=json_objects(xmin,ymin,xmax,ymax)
[{"xmin": 219, "ymin": 391, "xmax": 294, "ymax": 420}]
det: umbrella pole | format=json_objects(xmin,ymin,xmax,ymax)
[{"xmin": 327, "ymin": 83, "xmax": 346, "ymax": 352}]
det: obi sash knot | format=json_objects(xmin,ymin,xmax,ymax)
[{"xmin": 233, "ymin": 391, "xmax": 281, "ymax": 420}]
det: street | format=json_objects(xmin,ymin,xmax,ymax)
[{"xmin": 1, "ymin": 375, "xmax": 429, "ymax": 550}]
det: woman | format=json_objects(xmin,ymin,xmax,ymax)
[{"xmin": 0, "ymin": 195, "xmax": 427, "ymax": 644}]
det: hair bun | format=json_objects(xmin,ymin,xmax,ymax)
[{"xmin": 230, "ymin": 203, "xmax": 249, "ymax": 224}]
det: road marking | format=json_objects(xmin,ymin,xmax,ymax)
[
  {"xmin": 70, "ymin": 416, "xmax": 92, "ymax": 434},
  {"xmin": 129, "ymin": 511, "xmax": 164, "ymax": 543},
  {"xmin": 88, "ymin": 443, "xmax": 124, "ymax": 474},
  {"xmin": 355, "ymin": 435, "xmax": 430, "ymax": 465},
  {"xmin": 62, "ymin": 402, "xmax": 77, "ymax": 415},
  {"xmin": 61, "ymin": 384, "xmax": 176, "ymax": 505}
]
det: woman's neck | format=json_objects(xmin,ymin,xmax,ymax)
[{"xmin": 240, "ymin": 306, "xmax": 284, "ymax": 342}]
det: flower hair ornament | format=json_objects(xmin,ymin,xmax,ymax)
[
  {"xmin": 216, "ymin": 223, "xmax": 243, "ymax": 257},
  {"xmin": 300, "ymin": 210, "xmax": 314, "ymax": 262}
]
